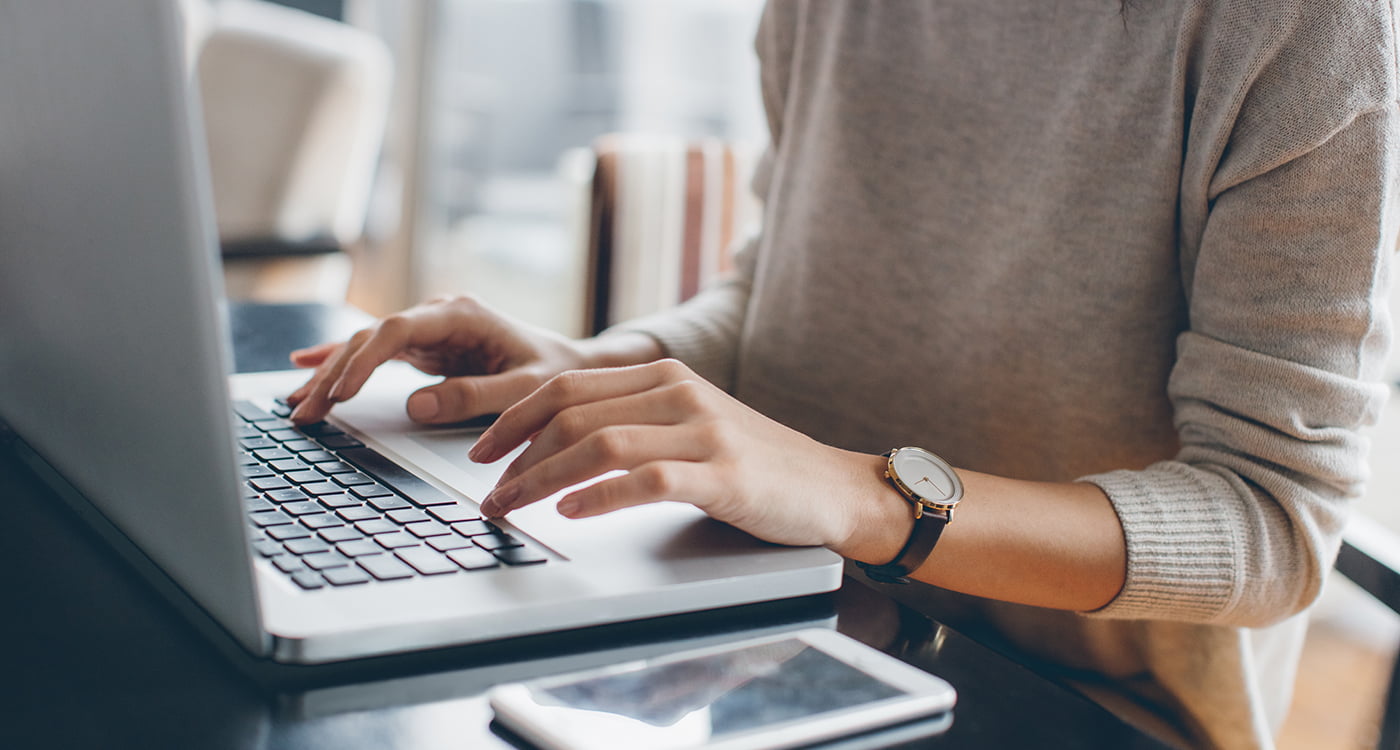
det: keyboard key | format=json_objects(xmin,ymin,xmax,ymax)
[
  {"xmin": 240, "ymin": 486, "xmax": 260, "ymax": 500},
  {"xmin": 297, "ymin": 422, "xmax": 344, "ymax": 437},
  {"xmin": 406, "ymin": 521, "xmax": 451, "ymax": 538},
  {"xmin": 240, "ymin": 465, "xmax": 275, "ymax": 479},
  {"xmin": 291, "ymin": 571, "xmax": 325, "ymax": 590},
  {"xmin": 283, "ymin": 439, "xmax": 320, "ymax": 453},
  {"xmin": 336, "ymin": 540, "xmax": 384, "ymax": 557},
  {"xmin": 239, "ymin": 437, "xmax": 277, "ymax": 451},
  {"xmin": 354, "ymin": 519, "xmax": 398, "ymax": 535},
  {"xmin": 284, "ymin": 470, "xmax": 325, "ymax": 485},
  {"xmin": 323, "ymin": 567, "xmax": 371, "ymax": 586},
  {"xmin": 245, "ymin": 497, "xmax": 276, "ymax": 514},
  {"xmin": 233, "ymin": 400, "xmax": 275, "ymax": 422},
  {"xmin": 302, "ymin": 482, "xmax": 344, "ymax": 497},
  {"xmin": 270, "ymin": 459, "xmax": 311, "ymax": 473},
  {"xmin": 493, "ymin": 547, "xmax": 547, "ymax": 566},
  {"xmin": 252, "ymin": 540, "xmax": 285, "ymax": 557},
  {"xmin": 236, "ymin": 452, "xmax": 261, "ymax": 466},
  {"xmin": 267, "ymin": 488, "xmax": 311, "ymax": 504},
  {"xmin": 350, "ymin": 483, "xmax": 393, "ymax": 499},
  {"xmin": 358, "ymin": 555, "xmax": 415, "ymax": 581},
  {"xmin": 333, "ymin": 472, "xmax": 375, "ymax": 487},
  {"xmin": 250, "ymin": 476, "xmax": 292, "ymax": 492},
  {"xmin": 375, "ymin": 532, "xmax": 420, "ymax": 550},
  {"xmin": 266, "ymin": 429, "xmax": 303, "ymax": 442},
  {"xmin": 451, "ymin": 520, "xmax": 497, "ymax": 537},
  {"xmin": 249, "ymin": 510, "xmax": 294, "ymax": 527},
  {"xmin": 426, "ymin": 535, "xmax": 475, "ymax": 552},
  {"xmin": 254, "ymin": 448, "xmax": 294, "ymax": 462},
  {"xmin": 319, "ymin": 526, "xmax": 363, "ymax": 543},
  {"xmin": 271, "ymin": 401, "xmax": 293, "ymax": 418},
  {"xmin": 337, "ymin": 447, "xmax": 458, "ymax": 507},
  {"xmin": 447, "ymin": 547, "xmax": 499, "ymax": 570},
  {"xmin": 234, "ymin": 424, "xmax": 263, "ymax": 439},
  {"xmin": 267, "ymin": 525, "xmax": 312, "ymax": 541},
  {"xmin": 254, "ymin": 417, "xmax": 295, "ymax": 431},
  {"xmin": 429, "ymin": 504, "xmax": 481, "ymax": 524},
  {"xmin": 284, "ymin": 538, "xmax": 331, "ymax": 556},
  {"xmin": 323, "ymin": 568, "xmax": 372, "ymax": 584},
  {"xmin": 318, "ymin": 493, "xmax": 360, "ymax": 509},
  {"xmin": 282, "ymin": 501, "xmax": 324, "ymax": 516},
  {"xmin": 320, "ymin": 434, "xmax": 364, "ymax": 450},
  {"xmin": 396, "ymin": 548, "xmax": 459, "ymax": 576},
  {"xmin": 300, "ymin": 513, "xmax": 343, "ymax": 530},
  {"xmin": 302, "ymin": 552, "xmax": 351, "ymax": 570},
  {"xmin": 271, "ymin": 555, "xmax": 304, "ymax": 574},
  {"xmin": 387, "ymin": 508, "xmax": 430, "ymax": 525},
  {"xmin": 474, "ymin": 532, "xmax": 523, "ymax": 551},
  {"xmin": 367, "ymin": 495, "xmax": 411, "ymax": 512},
  {"xmin": 338, "ymin": 506, "xmax": 379, "ymax": 522},
  {"xmin": 300, "ymin": 451, "xmax": 340, "ymax": 465}
]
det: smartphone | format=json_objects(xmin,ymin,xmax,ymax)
[{"xmin": 488, "ymin": 628, "xmax": 956, "ymax": 750}]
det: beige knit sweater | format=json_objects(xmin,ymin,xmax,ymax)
[{"xmin": 617, "ymin": 1, "xmax": 1399, "ymax": 748}]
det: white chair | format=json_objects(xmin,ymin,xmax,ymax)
[{"xmin": 188, "ymin": 0, "xmax": 392, "ymax": 301}]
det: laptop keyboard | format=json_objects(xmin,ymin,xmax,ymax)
[{"xmin": 233, "ymin": 399, "xmax": 546, "ymax": 590}]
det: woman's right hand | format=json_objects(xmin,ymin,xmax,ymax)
[{"xmin": 284, "ymin": 295, "xmax": 659, "ymax": 426}]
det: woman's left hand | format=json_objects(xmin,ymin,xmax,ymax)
[{"xmin": 471, "ymin": 359, "xmax": 896, "ymax": 554}]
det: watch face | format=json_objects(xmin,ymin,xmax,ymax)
[{"xmin": 890, "ymin": 448, "xmax": 961, "ymax": 505}]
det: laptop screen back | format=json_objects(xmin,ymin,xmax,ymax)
[{"xmin": 0, "ymin": 0, "xmax": 265, "ymax": 654}]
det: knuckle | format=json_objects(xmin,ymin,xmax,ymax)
[
  {"xmin": 652, "ymin": 358, "xmax": 690, "ymax": 380},
  {"xmin": 664, "ymin": 379, "xmax": 710, "ymax": 413},
  {"xmin": 546, "ymin": 369, "xmax": 588, "ymax": 399},
  {"xmin": 636, "ymin": 463, "xmax": 677, "ymax": 497},
  {"xmin": 552, "ymin": 405, "xmax": 590, "ymax": 443},
  {"xmin": 590, "ymin": 426, "xmax": 629, "ymax": 463},
  {"xmin": 377, "ymin": 314, "xmax": 410, "ymax": 337},
  {"xmin": 445, "ymin": 294, "xmax": 483, "ymax": 314}
]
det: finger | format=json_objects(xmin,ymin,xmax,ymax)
[
  {"xmin": 405, "ymin": 370, "xmax": 545, "ymax": 424},
  {"xmin": 290, "ymin": 329, "xmax": 372, "ymax": 423},
  {"xmin": 480, "ymin": 427, "xmax": 707, "ymax": 516},
  {"xmin": 494, "ymin": 387, "xmax": 695, "ymax": 483},
  {"xmin": 289, "ymin": 341, "xmax": 340, "ymax": 369},
  {"xmin": 473, "ymin": 360, "xmax": 689, "ymax": 463},
  {"xmin": 286, "ymin": 343, "xmax": 347, "ymax": 406},
  {"xmin": 556, "ymin": 461, "xmax": 710, "ymax": 519}
]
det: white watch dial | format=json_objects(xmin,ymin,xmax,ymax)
[{"xmin": 891, "ymin": 448, "xmax": 960, "ymax": 504}]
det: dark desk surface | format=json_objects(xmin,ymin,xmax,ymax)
[{"xmin": 0, "ymin": 303, "xmax": 1169, "ymax": 750}]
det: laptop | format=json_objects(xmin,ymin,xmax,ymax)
[{"xmin": 0, "ymin": 0, "xmax": 842, "ymax": 667}]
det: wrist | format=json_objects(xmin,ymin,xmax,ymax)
[
  {"xmin": 574, "ymin": 331, "xmax": 666, "ymax": 370},
  {"xmin": 832, "ymin": 453, "xmax": 917, "ymax": 566}
]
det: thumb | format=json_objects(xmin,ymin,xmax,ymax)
[{"xmin": 406, "ymin": 371, "xmax": 545, "ymax": 424}]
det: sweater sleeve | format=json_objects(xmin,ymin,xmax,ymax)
[{"xmin": 1084, "ymin": 104, "xmax": 1399, "ymax": 625}]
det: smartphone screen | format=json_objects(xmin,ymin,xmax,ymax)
[
  {"xmin": 546, "ymin": 638, "xmax": 903, "ymax": 739},
  {"xmin": 498, "ymin": 633, "xmax": 947, "ymax": 750}
]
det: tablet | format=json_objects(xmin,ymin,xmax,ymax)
[{"xmin": 488, "ymin": 628, "xmax": 956, "ymax": 750}]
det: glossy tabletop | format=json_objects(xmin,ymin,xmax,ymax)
[{"xmin": 0, "ymin": 303, "xmax": 1170, "ymax": 750}]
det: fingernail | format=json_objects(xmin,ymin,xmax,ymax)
[
  {"xmin": 469, "ymin": 433, "xmax": 496, "ymax": 462},
  {"xmin": 407, "ymin": 391, "xmax": 439, "ymax": 421},
  {"xmin": 481, "ymin": 484, "xmax": 518, "ymax": 516},
  {"xmin": 328, "ymin": 381, "xmax": 344, "ymax": 403},
  {"xmin": 558, "ymin": 497, "xmax": 580, "ymax": 517}
]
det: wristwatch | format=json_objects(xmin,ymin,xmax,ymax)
[{"xmin": 855, "ymin": 447, "xmax": 964, "ymax": 584}]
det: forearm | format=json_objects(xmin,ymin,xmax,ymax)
[{"xmin": 836, "ymin": 454, "xmax": 1127, "ymax": 612}]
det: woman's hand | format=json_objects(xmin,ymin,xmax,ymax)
[
  {"xmin": 286, "ymin": 295, "xmax": 660, "ymax": 426},
  {"xmin": 471, "ymin": 359, "xmax": 908, "ymax": 556}
]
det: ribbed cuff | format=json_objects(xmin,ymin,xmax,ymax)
[
  {"xmin": 1079, "ymin": 461, "xmax": 1248, "ymax": 622},
  {"xmin": 604, "ymin": 283, "xmax": 748, "ymax": 392}
]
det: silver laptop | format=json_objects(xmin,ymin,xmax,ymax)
[{"xmin": 0, "ymin": 0, "xmax": 841, "ymax": 665}]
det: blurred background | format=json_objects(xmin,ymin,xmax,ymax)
[{"xmin": 204, "ymin": 0, "xmax": 766, "ymax": 336}]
